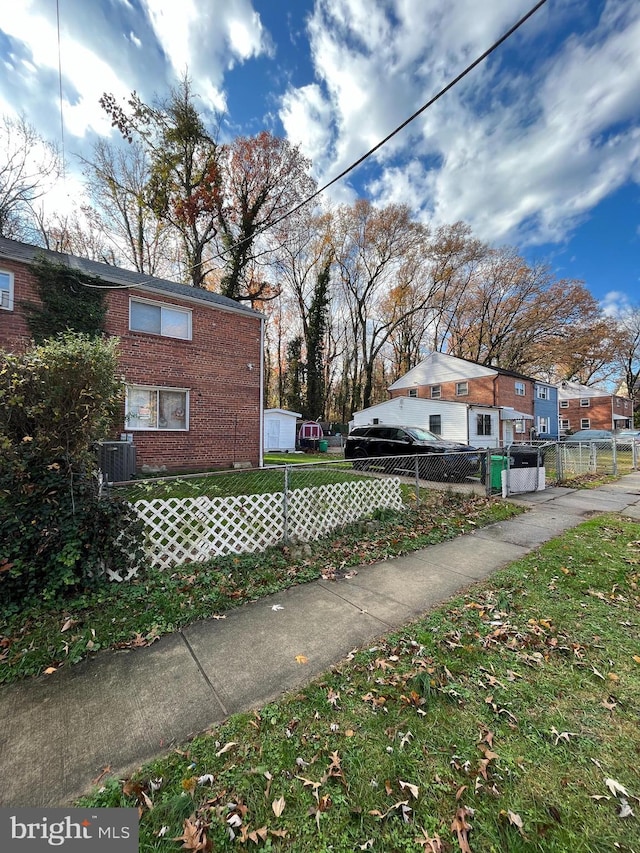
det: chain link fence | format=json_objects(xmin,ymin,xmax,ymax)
[{"xmin": 111, "ymin": 440, "xmax": 638, "ymax": 570}]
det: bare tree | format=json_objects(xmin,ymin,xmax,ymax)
[{"xmin": 0, "ymin": 114, "xmax": 61, "ymax": 239}]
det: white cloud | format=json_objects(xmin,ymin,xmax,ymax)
[
  {"xmin": 279, "ymin": 0, "xmax": 640, "ymax": 248},
  {"xmin": 601, "ymin": 290, "xmax": 632, "ymax": 317}
]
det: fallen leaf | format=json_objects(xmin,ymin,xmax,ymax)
[
  {"xmin": 502, "ymin": 809, "xmax": 525, "ymax": 836},
  {"xmin": 295, "ymin": 654, "xmax": 309, "ymax": 664},
  {"xmin": 272, "ymin": 796, "xmax": 286, "ymax": 818},
  {"xmin": 271, "ymin": 604, "xmax": 284, "ymax": 611},
  {"xmin": 415, "ymin": 829, "xmax": 445, "ymax": 851},
  {"xmin": 618, "ymin": 799, "xmax": 634, "ymax": 818},
  {"xmin": 43, "ymin": 667, "xmax": 57, "ymax": 675},
  {"xmin": 173, "ymin": 816, "xmax": 207, "ymax": 851},
  {"xmin": 399, "ymin": 780, "xmax": 419, "ymax": 800},
  {"xmin": 61, "ymin": 618, "xmax": 79, "ymax": 632},
  {"xmin": 451, "ymin": 806, "xmax": 474, "ymax": 853},
  {"xmin": 605, "ymin": 778, "xmax": 629, "ymax": 797},
  {"xmin": 215, "ymin": 741, "xmax": 238, "ymax": 758}
]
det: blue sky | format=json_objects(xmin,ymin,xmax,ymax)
[{"xmin": 0, "ymin": 0, "xmax": 638, "ymax": 313}]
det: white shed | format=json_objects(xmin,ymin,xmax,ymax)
[
  {"xmin": 351, "ymin": 397, "xmax": 501, "ymax": 448},
  {"xmin": 263, "ymin": 408, "xmax": 301, "ymax": 452}
]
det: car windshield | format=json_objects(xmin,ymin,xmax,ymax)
[{"xmin": 406, "ymin": 427, "xmax": 440, "ymax": 442}]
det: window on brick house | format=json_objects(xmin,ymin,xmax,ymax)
[
  {"xmin": 581, "ymin": 418, "xmax": 590, "ymax": 429},
  {"xmin": 560, "ymin": 400, "xmax": 569, "ymax": 408},
  {"xmin": 560, "ymin": 418, "xmax": 570, "ymax": 430},
  {"xmin": 455, "ymin": 382, "xmax": 468, "ymax": 396},
  {"xmin": 0, "ymin": 270, "xmax": 13, "ymax": 310},
  {"xmin": 130, "ymin": 298, "xmax": 192, "ymax": 340},
  {"xmin": 515, "ymin": 381, "xmax": 526, "ymax": 396},
  {"xmin": 580, "ymin": 398, "xmax": 590, "ymax": 407},
  {"xmin": 126, "ymin": 386, "xmax": 189, "ymax": 430},
  {"xmin": 408, "ymin": 388, "xmax": 417, "ymax": 397},
  {"xmin": 430, "ymin": 385, "xmax": 441, "ymax": 399}
]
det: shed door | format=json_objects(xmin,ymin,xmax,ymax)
[{"xmin": 267, "ymin": 419, "xmax": 281, "ymax": 449}]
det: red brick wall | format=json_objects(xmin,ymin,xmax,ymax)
[
  {"xmin": 560, "ymin": 396, "xmax": 633, "ymax": 431},
  {"xmin": 0, "ymin": 260, "xmax": 263, "ymax": 472},
  {"xmin": 390, "ymin": 374, "xmax": 534, "ymax": 412}
]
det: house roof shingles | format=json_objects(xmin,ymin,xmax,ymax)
[{"xmin": 0, "ymin": 237, "xmax": 263, "ymax": 319}]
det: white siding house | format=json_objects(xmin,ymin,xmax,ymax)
[
  {"xmin": 350, "ymin": 397, "xmax": 500, "ymax": 447},
  {"xmin": 263, "ymin": 409, "xmax": 301, "ymax": 452}
]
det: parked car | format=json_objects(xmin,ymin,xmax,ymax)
[
  {"xmin": 344, "ymin": 425, "xmax": 479, "ymax": 481},
  {"xmin": 615, "ymin": 429, "xmax": 640, "ymax": 448},
  {"xmin": 561, "ymin": 429, "xmax": 614, "ymax": 445}
]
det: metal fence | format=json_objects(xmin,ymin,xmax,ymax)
[{"xmin": 114, "ymin": 440, "xmax": 638, "ymax": 572}]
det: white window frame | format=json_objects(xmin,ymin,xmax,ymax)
[
  {"xmin": 430, "ymin": 385, "xmax": 441, "ymax": 399},
  {"xmin": 580, "ymin": 398, "xmax": 590, "ymax": 407},
  {"xmin": 537, "ymin": 416, "xmax": 550, "ymax": 433},
  {"xmin": 580, "ymin": 418, "xmax": 590, "ymax": 430},
  {"xmin": 129, "ymin": 297, "xmax": 192, "ymax": 340},
  {"xmin": 455, "ymin": 381, "xmax": 468, "ymax": 397},
  {"xmin": 560, "ymin": 400, "xmax": 569, "ymax": 409},
  {"xmin": 515, "ymin": 381, "xmax": 526, "ymax": 397},
  {"xmin": 476, "ymin": 413, "xmax": 492, "ymax": 436},
  {"xmin": 408, "ymin": 388, "xmax": 417, "ymax": 398},
  {"xmin": 0, "ymin": 269, "xmax": 14, "ymax": 311},
  {"xmin": 126, "ymin": 385, "xmax": 189, "ymax": 431},
  {"xmin": 429, "ymin": 414, "xmax": 442, "ymax": 435},
  {"xmin": 536, "ymin": 385, "xmax": 548, "ymax": 400},
  {"xmin": 560, "ymin": 418, "xmax": 570, "ymax": 430}
]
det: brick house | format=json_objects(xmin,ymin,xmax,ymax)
[
  {"xmin": 387, "ymin": 352, "xmax": 547, "ymax": 444},
  {"xmin": 557, "ymin": 380, "xmax": 633, "ymax": 434},
  {"xmin": 0, "ymin": 237, "xmax": 264, "ymax": 473}
]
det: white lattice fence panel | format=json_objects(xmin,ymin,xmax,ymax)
[
  {"xmin": 288, "ymin": 478, "xmax": 403, "ymax": 541},
  {"xmin": 134, "ymin": 493, "xmax": 285, "ymax": 568},
  {"xmin": 134, "ymin": 477, "xmax": 404, "ymax": 569}
]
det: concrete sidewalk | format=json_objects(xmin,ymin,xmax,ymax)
[{"xmin": 2, "ymin": 474, "xmax": 640, "ymax": 808}]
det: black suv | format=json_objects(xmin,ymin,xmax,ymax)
[{"xmin": 344, "ymin": 425, "xmax": 479, "ymax": 481}]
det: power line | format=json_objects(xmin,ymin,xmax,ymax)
[{"xmin": 72, "ymin": 0, "xmax": 548, "ymax": 290}]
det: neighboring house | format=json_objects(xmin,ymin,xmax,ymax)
[
  {"xmin": 557, "ymin": 380, "xmax": 633, "ymax": 433},
  {"xmin": 533, "ymin": 381, "xmax": 559, "ymax": 440},
  {"xmin": 388, "ymin": 352, "xmax": 537, "ymax": 444},
  {"xmin": 0, "ymin": 237, "xmax": 264, "ymax": 473},
  {"xmin": 263, "ymin": 409, "xmax": 301, "ymax": 452},
  {"xmin": 350, "ymin": 396, "xmax": 502, "ymax": 448}
]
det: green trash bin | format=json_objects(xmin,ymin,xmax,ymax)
[
  {"xmin": 489, "ymin": 454, "xmax": 511, "ymax": 490},
  {"xmin": 318, "ymin": 439, "xmax": 329, "ymax": 453}
]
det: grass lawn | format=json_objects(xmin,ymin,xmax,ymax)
[
  {"xmin": 116, "ymin": 458, "xmax": 353, "ymax": 502},
  {"xmin": 0, "ymin": 492, "xmax": 518, "ymax": 685},
  {"xmin": 77, "ymin": 514, "xmax": 640, "ymax": 852}
]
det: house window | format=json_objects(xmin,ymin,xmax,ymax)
[
  {"xmin": 408, "ymin": 388, "xmax": 417, "ymax": 398},
  {"xmin": 580, "ymin": 418, "xmax": 590, "ymax": 429},
  {"xmin": 0, "ymin": 270, "xmax": 13, "ymax": 310},
  {"xmin": 560, "ymin": 419, "xmax": 570, "ymax": 430},
  {"xmin": 536, "ymin": 386, "xmax": 548, "ymax": 400},
  {"xmin": 580, "ymin": 398, "xmax": 590, "ymax": 407},
  {"xmin": 430, "ymin": 385, "xmax": 441, "ymax": 399},
  {"xmin": 515, "ymin": 381, "xmax": 526, "ymax": 396},
  {"xmin": 429, "ymin": 414, "xmax": 442, "ymax": 435},
  {"xmin": 616, "ymin": 398, "xmax": 621, "ymax": 408},
  {"xmin": 537, "ymin": 417, "xmax": 550, "ymax": 434},
  {"xmin": 130, "ymin": 298, "xmax": 192, "ymax": 340},
  {"xmin": 515, "ymin": 420, "xmax": 525, "ymax": 433},
  {"xmin": 560, "ymin": 400, "xmax": 569, "ymax": 408},
  {"xmin": 126, "ymin": 386, "xmax": 189, "ymax": 430},
  {"xmin": 477, "ymin": 414, "xmax": 492, "ymax": 436},
  {"xmin": 455, "ymin": 382, "xmax": 468, "ymax": 396}
]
